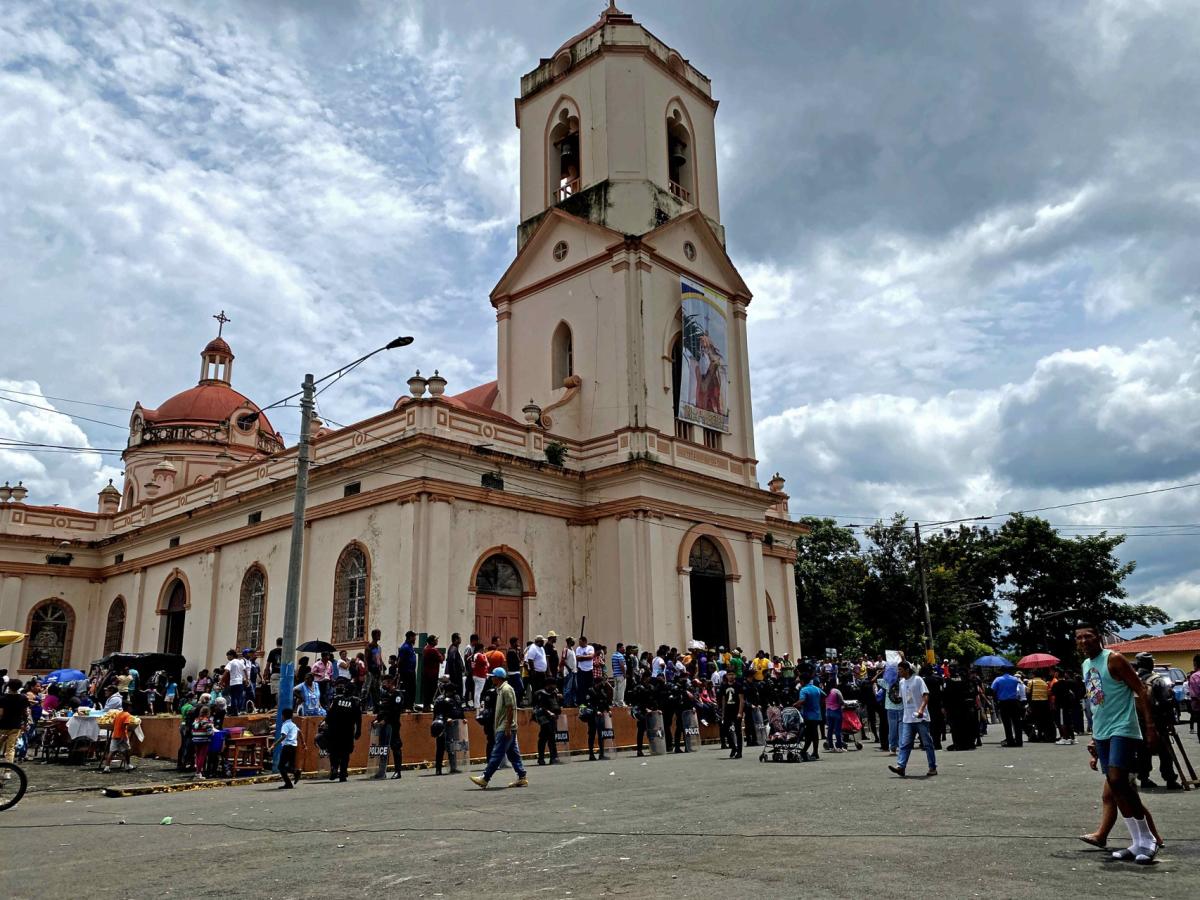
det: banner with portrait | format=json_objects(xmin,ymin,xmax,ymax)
[{"xmin": 677, "ymin": 277, "xmax": 730, "ymax": 433}]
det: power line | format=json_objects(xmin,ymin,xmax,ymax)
[
  {"xmin": 0, "ymin": 394, "xmax": 126, "ymax": 430},
  {"xmin": 0, "ymin": 386, "xmax": 130, "ymax": 412}
]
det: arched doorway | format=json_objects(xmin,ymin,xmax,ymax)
[
  {"xmin": 161, "ymin": 579, "xmax": 187, "ymax": 655},
  {"xmin": 474, "ymin": 554, "xmax": 526, "ymax": 645},
  {"xmin": 689, "ymin": 537, "xmax": 730, "ymax": 649}
]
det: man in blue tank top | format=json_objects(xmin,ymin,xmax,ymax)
[{"xmin": 1076, "ymin": 624, "xmax": 1161, "ymax": 864}]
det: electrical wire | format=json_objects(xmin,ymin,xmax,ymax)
[
  {"xmin": 0, "ymin": 394, "xmax": 127, "ymax": 430},
  {"xmin": 0, "ymin": 387, "xmax": 130, "ymax": 412}
]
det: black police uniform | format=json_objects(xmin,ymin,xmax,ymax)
[{"xmin": 324, "ymin": 691, "xmax": 362, "ymax": 782}]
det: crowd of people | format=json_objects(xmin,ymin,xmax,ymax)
[{"xmin": 1, "ymin": 633, "xmax": 1196, "ymax": 798}]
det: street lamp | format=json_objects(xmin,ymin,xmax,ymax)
[{"xmin": 252, "ymin": 335, "xmax": 413, "ymax": 768}]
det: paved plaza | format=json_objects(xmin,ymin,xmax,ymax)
[{"xmin": 1, "ymin": 731, "xmax": 1197, "ymax": 898}]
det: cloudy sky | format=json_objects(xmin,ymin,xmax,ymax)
[{"xmin": 3, "ymin": 1, "xmax": 1199, "ymax": 624}]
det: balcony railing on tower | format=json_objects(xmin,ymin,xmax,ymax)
[
  {"xmin": 669, "ymin": 180, "xmax": 691, "ymax": 203},
  {"xmin": 556, "ymin": 177, "xmax": 580, "ymax": 202}
]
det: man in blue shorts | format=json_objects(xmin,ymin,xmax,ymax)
[{"xmin": 1076, "ymin": 624, "xmax": 1162, "ymax": 864}]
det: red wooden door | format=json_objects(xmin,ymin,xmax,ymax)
[{"xmin": 475, "ymin": 594, "xmax": 523, "ymax": 645}]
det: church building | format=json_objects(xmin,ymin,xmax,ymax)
[{"xmin": 0, "ymin": 4, "xmax": 803, "ymax": 678}]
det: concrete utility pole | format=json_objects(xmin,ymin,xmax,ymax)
[
  {"xmin": 272, "ymin": 372, "xmax": 314, "ymax": 768},
  {"xmin": 259, "ymin": 335, "xmax": 413, "ymax": 769},
  {"xmin": 913, "ymin": 522, "xmax": 936, "ymax": 665}
]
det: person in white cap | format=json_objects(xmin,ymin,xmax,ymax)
[
  {"xmin": 525, "ymin": 636, "xmax": 549, "ymax": 696},
  {"xmin": 470, "ymin": 668, "xmax": 528, "ymax": 789}
]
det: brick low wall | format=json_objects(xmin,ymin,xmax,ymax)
[{"xmin": 134, "ymin": 709, "xmax": 721, "ymax": 772}]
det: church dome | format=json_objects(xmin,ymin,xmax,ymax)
[
  {"xmin": 203, "ymin": 336, "xmax": 233, "ymax": 356},
  {"xmin": 126, "ymin": 327, "xmax": 284, "ymax": 460},
  {"xmin": 145, "ymin": 383, "xmax": 274, "ymax": 434}
]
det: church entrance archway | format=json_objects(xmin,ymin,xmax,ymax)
[
  {"xmin": 473, "ymin": 553, "xmax": 526, "ymax": 645},
  {"xmin": 160, "ymin": 579, "xmax": 187, "ymax": 655},
  {"xmin": 689, "ymin": 537, "xmax": 730, "ymax": 649}
]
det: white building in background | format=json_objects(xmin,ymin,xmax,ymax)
[{"xmin": 0, "ymin": 4, "xmax": 803, "ymax": 678}]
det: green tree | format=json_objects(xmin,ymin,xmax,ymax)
[
  {"xmin": 1165, "ymin": 619, "xmax": 1200, "ymax": 635},
  {"xmin": 995, "ymin": 515, "xmax": 1168, "ymax": 661},
  {"xmin": 858, "ymin": 515, "xmax": 927, "ymax": 655},
  {"xmin": 793, "ymin": 517, "xmax": 869, "ymax": 656}
]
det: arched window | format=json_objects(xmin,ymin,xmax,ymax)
[
  {"xmin": 237, "ymin": 566, "xmax": 267, "ymax": 651},
  {"xmin": 103, "ymin": 598, "xmax": 126, "ymax": 655},
  {"xmin": 551, "ymin": 322, "xmax": 574, "ymax": 388},
  {"xmin": 475, "ymin": 554, "xmax": 524, "ymax": 596},
  {"xmin": 548, "ymin": 105, "xmax": 580, "ymax": 203},
  {"xmin": 23, "ymin": 599, "xmax": 74, "ymax": 671},
  {"xmin": 689, "ymin": 537, "xmax": 726, "ymax": 577},
  {"xmin": 667, "ymin": 108, "xmax": 693, "ymax": 203},
  {"xmin": 333, "ymin": 545, "xmax": 369, "ymax": 644}
]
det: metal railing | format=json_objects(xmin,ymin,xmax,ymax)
[{"xmin": 556, "ymin": 178, "xmax": 580, "ymax": 202}]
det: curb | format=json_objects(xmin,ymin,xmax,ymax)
[{"xmin": 103, "ymin": 773, "xmax": 281, "ymax": 797}]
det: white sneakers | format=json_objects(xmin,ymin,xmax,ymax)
[{"xmin": 1054, "ymin": 738, "xmax": 1076, "ymax": 745}]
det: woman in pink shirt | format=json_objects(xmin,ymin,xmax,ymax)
[
  {"xmin": 825, "ymin": 685, "xmax": 846, "ymax": 752},
  {"xmin": 311, "ymin": 654, "xmax": 331, "ymax": 705}
]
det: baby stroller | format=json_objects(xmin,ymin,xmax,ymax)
[
  {"xmin": 760, "ymin": 705, "xmax": 804, "ymax": 763},
  {"xmin": 842, "ymin": 700, "xmax": 864, "ymax": 750}
]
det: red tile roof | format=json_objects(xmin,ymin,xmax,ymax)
[
  {"xmin": 144, "ymin": 383, "xmax": 275, "ymax": 434},
  {"xmin": 1109, "ymin": 629, "xmax": 1200, "ymax": 653},
  {"xmin": 444, "ymin": 381, "xmax": 518, "ymax": 425}
]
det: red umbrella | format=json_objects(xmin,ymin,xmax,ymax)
[{"xmin": 1017, "ymin": 653, "xmax": 1060, "ymax": 669}]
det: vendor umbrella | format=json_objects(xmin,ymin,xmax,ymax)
[
  {"xmin": 40, "ymin": 668, "xmax": 86, "ymax": 685},
  {"xmin": 973, "ymin": 655, "xmax": 1011, "ymax": 668},
  {"xmin": 296, "ymin": 639, "xmax": 337, "ymax": 653},
  {"xmin": 0, "ymin": 630, "xmax": 26, "ymax": 648},
  {"xmin": 1017, "ymin": 653, "xmax": 1060, "ymax": 669}
]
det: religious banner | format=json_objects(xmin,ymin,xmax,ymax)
[{"xmin": 678, "ymin": 277, "xmax": 730, "ymax": 433}]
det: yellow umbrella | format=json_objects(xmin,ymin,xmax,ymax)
[{"xmin": 0, "ymin": 631, "xmax": 26, "ymax": 648}]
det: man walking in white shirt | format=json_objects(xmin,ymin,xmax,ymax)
[{"xmin": 888, "ymin": 659, "xmax": 938, "ymax": 777}]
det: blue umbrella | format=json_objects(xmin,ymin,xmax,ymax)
[
  {"xmin": 40, "ymin": 668, "xmax": 86, "ymax": 685},
  {"xmin": 973, "ymin": 655, "xmax": 1011, "ymax": 668}
]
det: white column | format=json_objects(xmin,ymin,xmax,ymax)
[
  {"xmin": 730, "ymin": 300, "xmax": 756, "ymax": 471},
  {"xmin": 0, "ymin": 574, "xmax": 24, "ymax": 671}
]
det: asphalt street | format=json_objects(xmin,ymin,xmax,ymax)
[{"xmin": 2, "ymin": 731, "xmax": 1197, "ymax": 899}]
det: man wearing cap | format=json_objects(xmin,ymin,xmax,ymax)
[
  {"xmin": 525, "ymin": 635, "xmax": 549, "ymax": 697},
  {"xmin": 470, "ymin": 668, "xmax": 529, "ymax": 789}
]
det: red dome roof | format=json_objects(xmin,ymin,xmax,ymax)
[
  {"xmin": 204, "ymin": 337, "xmax": 234, "ymax": 356},
  {"xmin": 144, "ymin": 383, "xmax": 275, "ymax": 434}
]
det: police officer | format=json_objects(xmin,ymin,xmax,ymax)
[
  {"xmin": 625, "ymin": 671, "xmax": 650, "ymax": 757},
  {"xmin": 432, "ymin": 675, "xmax": 464, "ymax": 775},
  {"xmin": 373, "ymin": 674, "xmax": 404, "ymax": 779},
  {"xmin": 476, "ymin": 675, "xmax": 499, "ymax": 762},
  {"xmin": 324, "ymin": 678, "xmax": 362, "ymax": 782},
  {"xmin": 661, "ymin": 674, "xmax": 680, "ymax": 752},
  {"xmin": 585, "ymin": 674, "xmax": 614, "ymax": 761},
  {"xmin": 1135, "ymin": 652, "xmax": 1181, "ymax": 790},
  {"xmin": 532, "ymin": 678, "xmax": 563, "ymax": 765}
]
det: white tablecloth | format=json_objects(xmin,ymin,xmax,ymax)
[{"xmin": 65, "ymin": 716, "xmax": 102, "ymax": 742}]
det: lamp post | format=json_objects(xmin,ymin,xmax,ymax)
[
  {"xmin": 913, "ymin": 522, "xmax": 936, "ymax": 665},
  {"xmin": 241, "ymin": 335, "xmax": 413, "ymax": 768}
]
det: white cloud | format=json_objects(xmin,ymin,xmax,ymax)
[{"xmin": 0, "ymin": 381, "xmax": 123, "ymax": 510}]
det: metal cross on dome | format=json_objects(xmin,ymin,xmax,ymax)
[{"xmin": 212, "ymin": 310, "xmax": 231, "ymax": 337}]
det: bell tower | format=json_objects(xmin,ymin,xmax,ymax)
[
  {"xmin": 493, "ymin": 3, "xmax": 758, "ymax": 485},
  {"xmin": 515, "ymin": 3, "xmax": 723, "ymax": 248}
]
